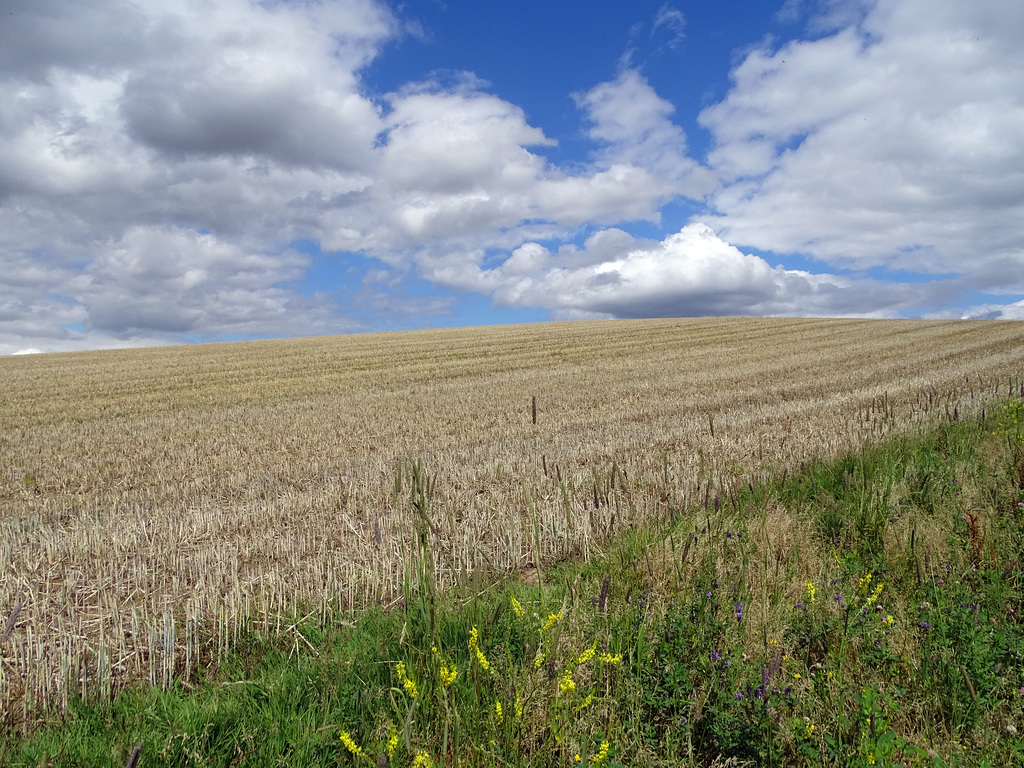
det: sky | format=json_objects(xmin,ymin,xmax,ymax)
[{"xmin": 2, "ymin": 0, "xmax": 1023, "ymax": 355}]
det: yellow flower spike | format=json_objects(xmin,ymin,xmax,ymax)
[
  {"xmin": 515, "ymin": 691, "xmax": 523, "ymax": 719},
  {"xmin": 593, "ymin": 739, "xmax": 610, "ymax": 765},
  {"xmin": 576, "ymin": 639, "xmax": 597, "ymax": 666},
  {"xmin": 442, "ymin": 664, "xmax": 457, "ymax": 687},
  {"xmin": 495, "ymin": 700, "xmax": 503, "ymax": 724},
  {"xmin": 338, "ymin": 730, "xmax": 363, "ymax": 756},
  {"xmin": 396, "ymin": 662, "xmax": 419, "ymax": 698},
  {"xmin": 869, "ymin": 582, "xmax": 885, "ymax": 604},
  {"xmin": 412, "ymin": 751, "xmax": 433, "ymax": 768},
  {"xmin": 857, "ymin": 572, "xmax": 873, "ymax": 596},
  {"xmin": 559, "ymin": 670, "xmax": 576, "ymax": 694},
  {"xmin": 534, "ymin": 649, "xmax": 546, "ymax": 670},
  {"xmin": 387, "ymin": 726, "xmax": 398, "ymax": 759},
  {"xmin": 806, "ymin": 580, "xmax": 816, "ymax": 604},
  {"xmin": 542, "ymin": 609, "xmax": 564, "ymax": 631},
  {"xmin": 510, "ymin": 594, "xmax": 525, "ymax": 619},
  {"xmin": 432, "ymin": 644, "xmax": 458, "ymax": 687},
  {"xmin": 577, "ymin": 691, "xmax": 595, "ymax": 710},
  {"xmin": 599, "ymin": 652, "xmax": 622, "ymax": 665},
  {"xmin": 468, "ymin": 625, "xmax": 491, "ymax": 672}
]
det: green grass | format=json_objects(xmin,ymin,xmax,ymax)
[{"xmin": 4, "ymin": 403, "xmax": 1024, "ymax": 767}]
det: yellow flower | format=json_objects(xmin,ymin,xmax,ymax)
[
  {"xmin": 599, "ymin": 652, "xmax": 622, "ymax": 665},
  {"xmin": 494, "ymin": 700, "xmax": 503, "ymax": 724},
  {"xmin": 338, "ymin": 730, "xmax": 362, "ymax": 756},
  {"xmin": 593, "ymin": 739, "xmax": 610, "ymax": 765},
  {"xmin": 469, "ymin": 625, "xmax": 491, "ymax": 672},
  {"xmin": 577, "ymin": 691, "xmax": 595, "ymax": 710},
  {"xmin": 441, "ymin": 664, "xmax": 457, "ymax": 687},
  {"xmin": 534, "ymin": 649, "xmax": 546, "ymax": 670},
  {"xmin": 412, "ymin": 751, "xmax": 433, "ymax": 768},
  {"xmin": 559, "ymin": 670, "xmax": 576, "ymax": 694},
  {"xmin": 869, "ymin": 582, "xmax": 885, "ymax": 604},
  {"xmin": 431, "ymin": 645, "xmax": 458, "ymax": 687},
  {"xmin": 574, "ymin": 754, "xmax": 582, "ymax": 763},
  {"xmin": 542, "ymin": 609, "xmax": 564, "ymax": 631},
  {"xmin": 396, "ymin": 662, "xmax": 418, "ymax": 698},
  {"xmin": 794, "ymin": 673, "xmax": 802, "ymax": 680},
  {"xmin": 387, "ymin": 727, "xmax": 398, "ymax": 758},
  {"xmin": 510, "ymin": 594, "xmax": 525, "ymax": 618},
  {"xmin": 515, "ymin": 691, "xmax": 523, "ymax": 719},
  {"xmin": 806, "ymin": 580, "xmax": 816, "ymax": 604},
  {"xmin": 883, "ymin": 614, "xmax": 895, "ymax": 626},
  {"xmin": 576, "ymin": 639, "xmax": 597, "ymax": 666},
  {"xmin": 857, "ymin": 572, "xmax": 873, "ymax": 596}
]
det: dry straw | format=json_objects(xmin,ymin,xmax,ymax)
[{"xmin": 2, "ymin": 317, "xmax": 1024, "ymax": 725}]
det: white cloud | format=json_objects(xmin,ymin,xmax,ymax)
[
  {"xmin": 955, "ymin": 299, "xmax": 1024, "ymax": 321},
  {"xmin": 652, "ymin": 5, "xmax": 687, "ymax": 49},
  {"xmin": 700, "ymin": 0, "xmax": 1024, "ymax": 285},
  {"xmin": 326, "ymin": 71, "xmax": 691, "ymax": 257},
  {"xmin": 575, "ymin": 69, "xmax": 712, "ymax": 195},
  {"xmin": 473, "ymin": 223, "xmax": 925, "ymax": 320},
  {"xmin": 3, "ymin": 0, "xmax": 1022, "ymax": 353}
]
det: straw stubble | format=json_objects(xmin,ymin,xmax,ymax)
[{"xmin": 1, "ymin": 317, "xmax": 1023, "ymax": 722}]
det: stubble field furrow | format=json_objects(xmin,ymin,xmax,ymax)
[{"xmin": 2, "ymin": 317, "xmax": 1024, "ymax": 720}]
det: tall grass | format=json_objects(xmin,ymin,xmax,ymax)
[{"xmin": 3, "ymin": 396, "xmax": 1023, "ymax": 766}]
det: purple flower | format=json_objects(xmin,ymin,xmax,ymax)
[
  {"xmin": 919, "ymin": 621, "xmax": 932, "ymax": 629},
  {"xmin": 707, "ymin": 591, "xmax": 713, "ymax": 598},
  {"xmin": 710, "ymin": 651, "xmax": 722, "ymax": 662},
  {"xmin": 735, "ymin": 692, "xmax": 744, "ymax": 700},
  {"xmin": 735, "ymin": 603, "xmax": 744, "ymax": 620},
  {"xmin": 678, "ymin": 715, "xmax": 688, "ymax": 725},
  {"xmin": 726, "ymin": 531, "xmax": 733, "ymax": 539}
]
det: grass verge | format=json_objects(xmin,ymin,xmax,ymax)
[{"xmin": 3, "ymin": 402, "xmax": 1023, "ymax": 767}]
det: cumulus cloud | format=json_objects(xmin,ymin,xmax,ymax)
[
  {"xmin": 2, "ymin": 0, "xmax": 1022, "ymax": 353},
  {"xmin": 575, "ymin": 69, "xmax": 713, "ymax": 196},
  {"xmin": 0, "ymin": 0, "xmax": 399, "ymax": 353},
  {"xmin": 955, "ymin": 299, "xmax": 1024, "ymax": 322},
  {"xmin": 700, "ymin": 0, "xmax": 1024, "ymax": 285},
  {"xmin": 462, "ymin": 223, "xmax": 929, "ymax": 320},
  {"xmin": 1, "ymin": 0, "xmax": 711, "ymax": 353}
]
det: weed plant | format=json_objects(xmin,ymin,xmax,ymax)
[{"xmin": 3, "ymin": 402, "xmax": 1024, "ymax": 767}]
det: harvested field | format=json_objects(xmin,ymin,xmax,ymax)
[{"xmin": 2, "ymin": 317, "xmax": 1023, "ymax": 720}]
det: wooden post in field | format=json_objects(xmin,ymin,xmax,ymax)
[{"xmin": 532, "ymin": 395, "xmax": 537, "ymax": 425}]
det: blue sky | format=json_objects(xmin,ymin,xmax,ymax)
[{"xmin": 2, "ymin": 0, "xmax": 1023, "ymax": 353}]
